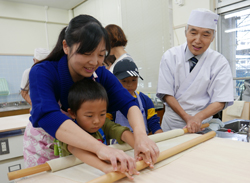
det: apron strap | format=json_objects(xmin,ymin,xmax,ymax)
[
  {"xmin": 98, "ymin": 128, "xmax": 107, "ymax": 145},
  {"xmin": 134, "ymin": 91, "xmax": 149, "ymax": 134}
]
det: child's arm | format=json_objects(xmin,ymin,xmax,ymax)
[
  {"xmin": 67, "ymin": 145, "xmax": 139, "ymax": 180},
  {"xmin": 141, "ymin": 92, "xmax": 163, "ymax": 134},
  {"xmin": 120, "ymin": 130, "xmax": 135, "ymax": 148},
  {"xmin": 68, "ymin": 145, "xmax": 108, "ymax": 172},
  {"xmin": 154, "ymin": 129, "xmax": 163, "ymax": 134},
  {"xmin": 103, "ymin": 118, "xmax": 133, "ymax": 145}
]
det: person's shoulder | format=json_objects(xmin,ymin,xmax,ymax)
[
  {"xmin": 22, "ymin": 68, "xmax": 31, "ymax": 76},
  {"xmin": 95, "ymin": 66, "xmax": 109, "ymax": 77},
  {"xmin": 162, "ymin": 43, "xmax": 185, "ymax": 57},
  {"xmin": 136, "ymin": 91, "xmax": 155, "ymax": 110},
  {"xmin": 117, "ymin": 53, "xmax": 132, "ymax": 61},
  {"xmin": 207, "ymin": 48, "xmax": 228, "ymax": 63},
  {"xmin": 95, "ymin": 65, "xmax": 106, "ymax": 72},
  {"xmin": 137, "ymin": 91, "xmax": 152, "ymax": 102},
  {"xmin": 30, "ymin": 60, "xmax": 59, "ymax": 76},
  {"xmin": 95, "ymin": 66, "xmax": 116, "ymax": 80},
  {"xmin": 24, "ymin": 68, "xmax": 31, "ymax": 73},
  {"xmin": 207, "ymin": 48, "xmax": 221, "ymax": 56},
  {"xmin": 137, "ymin": 91, "xmax": 147, "ymax": 97},
  {"xmin": 33, "ymin": 60, "xmax": 58, "ymax": 69}
]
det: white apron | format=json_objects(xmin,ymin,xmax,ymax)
[
  {"xmin": 157, "ymin": 43, "xmax": 234, "ymax": 131},
  {"xmin": 115, "ymin": 91, "xmax": 149, "ymax": 134}
]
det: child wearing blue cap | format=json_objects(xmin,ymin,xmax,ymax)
[{"xmin": 109, "ymin": 59, "xmax": 163, "ymax": 135}]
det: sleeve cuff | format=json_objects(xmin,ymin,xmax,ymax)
[{"xmin": 116, "ymin": 128, "xmax": 130, "ymax": 144}]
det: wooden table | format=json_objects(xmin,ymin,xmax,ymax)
[{"xmin": 14, "ymin": 133, "xmax": 250, "ymax": 183}]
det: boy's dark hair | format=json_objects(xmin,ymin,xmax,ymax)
[
  {"xmin": 105, "ymin": 24, "xmax": 127, "ymax": 48},
  {"xmin": 68, "ymin": 78, "xmax": 109, "ymax": 114}
]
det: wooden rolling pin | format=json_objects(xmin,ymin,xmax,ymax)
[
  {"xmin": 8, "ymin": 163, "xmax": 51, "ymax": 181},
  {"xmin": 183, "ymin": 123, "xmax": 209, "ymax": 133},
  {"xmin": 87, "ymin": 130, "xmax": 216, "ymax": 183},
  {"xmin": 8, "ymin": 123, "xmax": 210, "ymax": 181}
]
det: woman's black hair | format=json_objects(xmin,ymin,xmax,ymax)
[
  {"xmin": 68, "ymin": 78, "xmax": 109, "ymax": 114},
  {"xmin": 41, "ymin": 14, "xmax": 110, "ymax": 62},
  {"xmin": 24, "ymin": 15, "xmax": 110, "ymax": 93}
]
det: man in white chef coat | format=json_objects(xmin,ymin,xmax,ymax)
[
  {"xmin": 20, "ymin": 48, "xmax": 50, "ymax": 105},
  {"xmin": 157, "ymin": 9, "xmax": 234, "ymax": 133}
]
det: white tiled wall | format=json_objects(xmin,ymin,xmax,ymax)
[{"xmin": 0, "ymin": 55, "xmax": 33, "ymax": 103}]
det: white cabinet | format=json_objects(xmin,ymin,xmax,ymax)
[
  {"xmin": 0, "ymin": 133, "xmax": 25, "ymax": 183},
  {"xmin": 0, "ymin": 133, "xmax": 24, "ymax": 161},
  {"xmin": 0, "ymin": 157, "xmax": 24, "ymax": 183},
  {"xmin": 0, "ymin": 114, "xmax": 29, "ymax": 183}
]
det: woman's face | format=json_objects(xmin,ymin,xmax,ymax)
[{"xmin": 64, "ymin": 39, "xmax": 106, "ymax": 82}]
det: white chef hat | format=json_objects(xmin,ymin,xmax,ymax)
[
  {"xmin": 187, "ymin": 8, "xmax": 219, "ymax": 30},
  {"xmin": 34, "ymin": 48, "xmax": 50, "ymax": 61}
]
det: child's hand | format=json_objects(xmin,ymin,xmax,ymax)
[{"xmin": 102, "ymin": 161, "xmax": 140, "ymax": 180}]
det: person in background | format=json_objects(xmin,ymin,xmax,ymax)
[
  {"xmin": 103, "ymin": 54, "xmax": 116, "ymax": 70},
  {"xmin": 105, "ymin": 24, "xmax": 133, "ymax": 73},
  {"xmin": 108, "ymin": 59, "xmax": 163, "ymax": 135},
  {"xmin": 157, "ymin": 9, "xmax": 234, "ymax": 133},
  {"xmin": 23, "ymin": 15, "xmax": 159, "ymax": 172},
  {"xmin": 54, "ymin": 78, "xmax": 139, "ymax": 180},
  {"xmin": 20, "ymin": 48, "xmax": 50, "ymax": 105}
]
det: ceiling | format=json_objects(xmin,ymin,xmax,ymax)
[{"xmin": 5, "ymin": 0, "xmax": 87, "ymax": 10}]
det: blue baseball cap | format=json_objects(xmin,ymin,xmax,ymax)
[{"xmin": 113, "ymin": 59, "xmax": 143, "ymax": 80}]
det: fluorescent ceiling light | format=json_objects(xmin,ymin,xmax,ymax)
[
  {"xmin": 224, "ymin": 9, "xmax": 250, "ymax": 19},
  {"xmin": 225, "ymin": 25, "xmax": 250, "ymax": 33}
]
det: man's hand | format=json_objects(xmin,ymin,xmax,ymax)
[{"xmin": 185, "ymin": 115, "xmax": 202, "ymax": 133}]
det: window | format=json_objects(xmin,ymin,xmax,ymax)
[{"xmin": 218, "ymin": 3, "xmax": 250, "ymax": 98}]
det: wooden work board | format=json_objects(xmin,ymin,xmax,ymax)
[
  {"xmin": 222, "ymin": 102, "xmax": 250, "ymax": 122},
  {"xmin": 0, "ymin": 114, "xmax": 30, "ymax": 132},
  {"xmin": 14, "ymin": 133, "xmax": 250, "ymax": 183}
]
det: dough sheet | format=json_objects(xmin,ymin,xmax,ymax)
[
  {"xmin": 117, "ymin": 137, "xmax": 250, "ymax": 183},
  {"xmin": 47, "ymin": 129, "xmax": 185, "ymax": 172},
  {"xmin": 110, "ymin": 129, "xmax": 184, "ymax": 151},
  {"xmin": 47, "ymin": 155, "xmax": 83, "ymax": 172}
]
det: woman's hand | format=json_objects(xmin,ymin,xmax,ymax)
[
  {"xmin": 134, "ymin": 134, "xmax": 159, "ymax": 168},
  {"xmin": 126, "ymin": 106, "xmax": 160, "ymax": 168},
  {"xmin": 102, "ymin": 161, "xmax": 139, "ymax": 180},
  {"xmin": 96, "ymin": 146, "xmax": 137, "ymax": 175}
]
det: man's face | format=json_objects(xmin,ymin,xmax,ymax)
[{"xmin": 185, "ymin": 25, "xmax": 214, "ymax": 56}]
